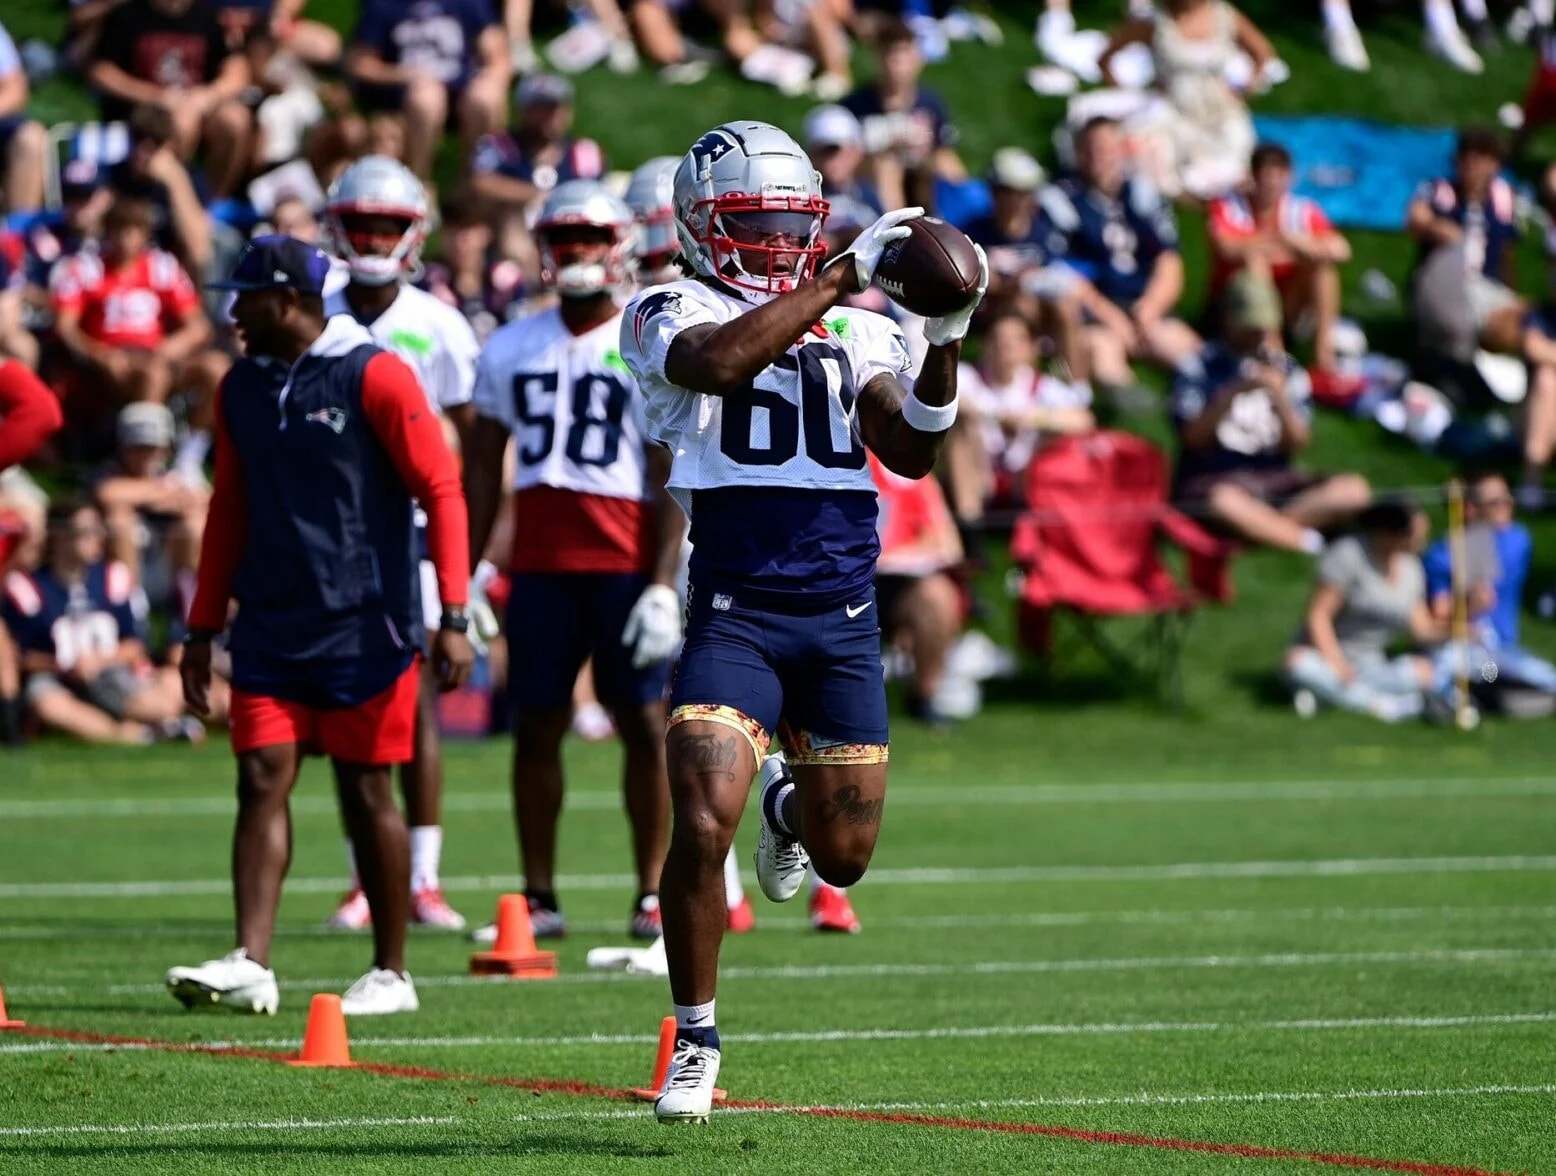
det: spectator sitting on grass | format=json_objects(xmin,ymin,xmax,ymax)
[
  {"xmin": 1424, "ymin": 472, "xmax": 1556, "ymax": 696},
  {"xmin": 86, "ymin": 0, "xmax": 255, "ymax": 199},
  {"xmin": 109, "ymin": 105, "xmax": 214, "ymax": 277},
  {"xmin": 1283, "ymin": 499, "xmax": 1447, "ymax": 723},
  {"xmin": 1207, "ymin": 142, "xmax": 1352, "ymax": 378},
  {"xmin": 843, "ymin": 17, "xmax": 967, "ymax": 213},
  {"xmin": 1045, "ymin": 116, "xmax": 1201, "ymax": 406},
  {"xmin": 944, "ymin": 312, "xmax": 1094, "ymax": 544},
  {"xmin": 347, "ymin": 0, "xmax": 510, "ymax": 179},
  {"xmin": 1172, "ymin": 271, "xmax": 1371, "ymax": 554},
  {"xmin": 1515, "ymin": 284, "xmax": 1556, "ymax": 509},
  {"xmin": 0, "ymin": 19, "xmax": 48, "ymax": 213},
  {"xmin": 1408, "ymin": 127, "xmax": 1524, "ymax": 367},
  {"xmin": 1, "ymin": 499, "xmax": 199, "ymax": 745},
  {"xmin": 804, "ymin": 104, "xmax": 882, "ymax": 216},
  {"xmin": 94, "ymin": 403, "xmax": 209, "ymax": 607}
]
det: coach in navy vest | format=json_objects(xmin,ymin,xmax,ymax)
[{"xmin": 169, "ymin": 236, "xmax": 474, "ymax": 1018}]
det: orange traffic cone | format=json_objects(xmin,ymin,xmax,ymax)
[
  {"xmin": 0, "ymin": 986, "xmax": 24, "ymax": 1029},
  {"xmin": 287, "ymin": 994, "xmax": 355, "ymax": 1068},
  {"xmin": 469, "ymin": 895, "xmax": 558, "ymax": 978},
  {"xmin": 630, "ymin": 1015, "xmax": 726, "ymax": 1102}
]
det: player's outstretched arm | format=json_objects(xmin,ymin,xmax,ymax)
[
  {"xmin": 665, "ymin": 208, "xmax": 922, "ymax": 396},
  {"xmin": 860, "ymin": 244, "xmax": 988, "ymax": 480}
]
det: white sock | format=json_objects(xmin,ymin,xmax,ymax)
[
  {"xmin": 723, "ymin": 849, "xmax": 745, "ymax": 909},
  {"xmin": 674, "ymin": 1000, "xmax": 716, "ymax": 1031},
  {"xmin": 1322, "ymin": 0, "xmax": 1358, "ymax": 31},
  {"xmin": 344, "ymin": 838, "xmax": 359, "ymax": 887},
  {"xmin": 1300, "ymin": 528, "xmax": 1327, "ymax": 556},
  {"xmin": 409, "ymin": 825, "xmax": 442, "ymax": 893},
  {"xmin": 1425, "ymin": 0, "xmax": 1461, "ymax": 40},
  {"xmin": 1459, "ymin": 0, "xmax": 1488, "ymax": 23},
  {"xmin": 174, "ymin": 430, "xmax": 211, "ymax": 473}
]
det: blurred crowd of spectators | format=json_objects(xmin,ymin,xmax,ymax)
[{"xmin": 2, "ymin": 0, "xmax": 1556, "ymax": 743}]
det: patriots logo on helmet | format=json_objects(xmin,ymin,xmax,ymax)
[
  {"xmin": 305, "ymin": 407, "xmax": 348, "ymax": 434},
  {"xmin": 690, "ymin": 130, "xmax": 737, "ymax": 171},
  {"xmin": 632, "ymin": 291, "xmax": 683, "ymax": 348}
]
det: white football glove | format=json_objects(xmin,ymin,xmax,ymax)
[
  {"xmin": 622, "ymin": 583, "xmax": 683, "ymax": 669},
  {"xmin": 827, "ymin": 206, "xmax": 924, "ymax": 291},
  {"xmin": 923, "ymin": 242, "xmax": 989, "ymax": 346}
]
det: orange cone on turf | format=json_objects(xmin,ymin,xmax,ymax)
[
  {"xmin": 469, "ymin": 894, "xmax": 558, "ymax": 978},
  {"xmin": 0, "ymin": 986, "xmax": 24, "ymax": 1029},
  {"xmin": 287, "ymin": 994, "xmax": 355, "ymax": 1067},
  {"xmin": 630, "ymin": 1015, "xmax": 726, "ymax": 1102}
]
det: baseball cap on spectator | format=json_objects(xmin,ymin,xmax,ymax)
[
  {"xmin": 117, "ymin": 402, "xmax": 175, "ymax": 450},
  {"xmin": 517, "ymin": 73, "xmax": 574, "ymax": 108},
  {"xmin": 207, "ymin": 234, "xmax": 332, "ymax": 293},
  {"xmin": 989, "ymin": 147, "xmax": 1044, "ymax": 193},
  {"xmin": 1225, "ymin": 270, "xmax": 1283, "ymax": 332},
  {"xmin": 804, "ymin": 104, "xmax": 862, "ymax": 150},
  {"xmin": 61, "ymin": 158, "xmax": 101, "ymax": 199}
]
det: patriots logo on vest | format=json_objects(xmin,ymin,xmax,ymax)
[{"xmin": 305, "ymin": 407, "xmax": 348, "ymax": 434}]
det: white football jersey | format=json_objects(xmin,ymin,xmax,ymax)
[
  {"xmin": 473, "ymin": 304, "xmax": 651, "ymax": 502},
  {"xmin": 324, "ymin": 282, "xmax": 478, "ymax": 414},
  {"xmin": 620, "ymin": 279, "xmax": 916, "ymax": 515}
]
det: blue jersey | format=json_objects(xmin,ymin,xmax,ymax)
[
  {"xmin": 3, "ymin": 561, "xmax": 144, "ymax": 668},
  {"xmin": 963, "ymin": 209, "xmax": 1062, "ymax": 279},
  {"xmin": 470, "ymin": 132, "xmax": 607, "ymax": 191},
  {"xmin": 354, "ymin": 0, "xmax": 496, "ymax": 89},
  {"xmin": 1424, "ymin": 521, "xmax": 1532, "ymax": 647},
  {"xmin": 1043, "ymin": 176, "xmax": 1179, "ymax": 308},
  {"xmin": 1413, "ymin": 176, "xmax": 1519, "ymax": 281}
]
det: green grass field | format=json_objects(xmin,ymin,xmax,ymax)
[{"xmin": 5, "ymin": 0, "xmax": 1556, "ymax": 1171}]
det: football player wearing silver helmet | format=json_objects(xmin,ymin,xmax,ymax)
[
  {"xmin": 320, "ymin": 155, "xmax": 483, "ymax": 936},
  {"xmin": 625, "ymin": 156, "xmax": 684, "ymax": 287},
  {"xmin": 621, "ymin": 120, "xmax": 988, "ymax": 1122}
]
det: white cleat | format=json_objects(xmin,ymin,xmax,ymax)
[
  {"xmin": 754, "ymin": 753, "xmax": 808, "ymax": 903},
  {"xmin": 654, "ymin": 1036, "xmax": 722, "ymax": 1124},
  {"xmin": 1325, "ymin": 21, "xmax": 1371, "ymax": 70},
  {"xmin": 340, "ymin": 968, "xmax": 419, "ymax": 1016},
  {"xmin": 1425, "ymin": 24, "xmax": 1484, "ymax": 72},
  {"xmin": 166, "ymin": 948, "xmax": 279, "ymax": 1015}
]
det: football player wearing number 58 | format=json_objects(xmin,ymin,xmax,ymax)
[{"xmin": 463, "ymin": 180, "xmax": 686, "ymax": 946}]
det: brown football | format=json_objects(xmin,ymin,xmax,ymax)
[{"xmin": 873, "ymin": 216, "xmax": 982, "ymax": 318}]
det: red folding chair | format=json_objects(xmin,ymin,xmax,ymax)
[{"xmin": 1009, "ymin": 431, "xmax": 1235, "ymax": 707}]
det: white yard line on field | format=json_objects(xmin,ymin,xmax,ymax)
[
  {"xmin": 4, "ymin": 1011, "xmax": 1554, "ymax": 1056},
  {"xmin": 9, "ymin": 854, "xmax": 1556, "ymax": 900},
  {"xmin": 0, "ymin": 1116, "xmax": 455, "ymax": 1138},
  {"xmin": 3, "ymin": 903, "xmax": 1552, "ymax": 941},
  {"xmin": 5, "ymin": 775, "xmax": 1556, "ymax": 821},
  {"xmin": 4, "ymin": 947, "xmax": 1546, "ymax": 999},
  {"xmin": 509, "ymin": 1084, "xmax": 1556, "ymax": 1122}
]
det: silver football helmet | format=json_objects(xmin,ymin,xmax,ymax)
[
  {"xmin": 672, "ymin": 121, "xmax": 829, "ymax": 303},
  {"xmin": 624, "ymin": 156, "xmax": 681, "ymax": 284},
  {"xmin": 534, "ymin": 179, "xmax": 636, "ymax": 297},
  {"xmin": 324, "ymin": 155, "xmax": 430, "ymax": 286}
]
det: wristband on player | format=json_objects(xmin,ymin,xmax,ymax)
[
  {"xmin": 440, "ymin": 606, "xmax": 470, "ymax": 634},
  {"xmin": 900, "ymin": 389, "xmax": 958, "ymax": 433}
]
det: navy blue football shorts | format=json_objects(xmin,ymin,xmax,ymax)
[
  {"xmin": 506, "ymin": 572, "xmax": 671, "ymax": 712},
  {"xmin": 669, "ymin": 582, "xmax": 890, "ymax": 767}
]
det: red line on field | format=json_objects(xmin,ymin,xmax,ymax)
[{"xmin": 3, "ymin": 1023, "xmax": 1521, "ymax": 1175}]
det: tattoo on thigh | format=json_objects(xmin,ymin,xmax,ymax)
[
  {"xmin": 672, "ymin": 733, "xmax": 739, "ymax": 782},
  {"xmin": 818, "ymin": 784, "xmax": 883, "ymax": 827}
]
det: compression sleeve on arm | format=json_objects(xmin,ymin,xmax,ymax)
[{"xmin": 360, "ymin": 351, "xmax": 470, "ymax": 609}]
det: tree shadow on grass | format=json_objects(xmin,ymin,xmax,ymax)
[{"xmin": 1, "ymin": 1133, "xmax": 676, "ymax": 1162}]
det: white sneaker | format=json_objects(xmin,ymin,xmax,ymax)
[
  {"xmin": 1426, "ymin": 24, "xmax": 1484, "ymax": 72},
  {"xmin": 340, "ymin": 968, "xmax": 419, "ymax": 1016},
  {"xmin": 654, "ymin": 1036, "xmax": 722, "ymax": 1124},
  {"xmin": 469, "ymin": 921, "xmax": 498, "ymax": 946},
  {"xmin": 166, "ymin": 948, "xmax": 279, "ymax": 1014},
  {"xmin": 754, "ymin": 753, "xmax": 808, "ymax": 903},
  {"xmin": 1325, "ymin": 21, "xmax": 1371, "ymax": 70}
]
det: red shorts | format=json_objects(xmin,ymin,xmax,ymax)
[
  {"xmin": 1524, "ymin": 66, "xmax": 1556, "ymax": 128},
  {"xmin": 229, "ymin": 659, "xmax": 421, "ymax": 763}
]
